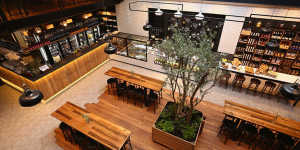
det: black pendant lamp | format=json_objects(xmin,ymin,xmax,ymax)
[
  {"xmin": 143, "ymin": 22, "xmax": 152, "ymax": 31},
  {"xmin": 19, "ymin": 87, "xmax": 43, "ymax": 107},
  {"xmin": 104, "ymin": 42, "xmax": 117, "ymax": 54},
  {"xmin": 279, "ymin": 83, "xmax": 300, "ymax": 107}
]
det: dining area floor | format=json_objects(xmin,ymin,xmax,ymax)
[{"xmin": 0, "ymin": 59, "xmax": 299, "ymax": 150}]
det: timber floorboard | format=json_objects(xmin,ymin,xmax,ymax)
[{"xmin": 84, "ymin": 89, "xmax": 253, "ymax": 150}]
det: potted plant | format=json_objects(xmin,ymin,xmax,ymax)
[{"xmin": 152, "ymin": 27, "xmax": 221, "ymax": 150}]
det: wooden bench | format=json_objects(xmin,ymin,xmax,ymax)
[{"xmin": 224, "ymin": 100, "xmax": 300, "ymax": 139}]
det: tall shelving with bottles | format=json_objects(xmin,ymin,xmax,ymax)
[{"xmin": 235, "ymin": 17, "xmax": 300, "ymax": 75}]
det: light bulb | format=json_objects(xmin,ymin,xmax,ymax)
[
  {"xmin": 174, "ymin": 10, "xmax": 182, "ymax": 18},
  {"xmin": 195, "ymin": 12, "xmax": 204, "ymax": 20},
  {"xmin": 155, "ymin": 8, "xmax": 163, "ymax": 16}
]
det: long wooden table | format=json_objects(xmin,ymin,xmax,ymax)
[
  {"xmin": 224, "ymin": 100, "xmax": 300, "ymax": 139},
  {"xmin": 51, "ymin": 101, "xmax": 132, "ymax": 150},
  {"xmin": 105, "ymin": 67, "xmax": 164, "ymax": 92}
]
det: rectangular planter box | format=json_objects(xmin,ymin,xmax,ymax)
[{"xmin": 152, "ymin": 107, "xmax": 205, "ymax": 150}]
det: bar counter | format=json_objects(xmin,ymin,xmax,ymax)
[{"xmin": 0, "ymin": 43, "xmax": 109, "ymax": 101}]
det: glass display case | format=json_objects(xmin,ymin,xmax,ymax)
[
  {"xmin": 48, "ymin": 42, "xmax": 63, "ymax": 63},
  {"xmin": 59, "ymin": 39, "xmax": 73, "ymax": 56},
  {"xmin": 113, "ymin": 32, "xmax": 148, "ymax": 61},
  {"xmin": 86, "ymin": 28, "xmax": 95, "ymax": 45},
  {"xmin": 77, "ymin": 32, "xmax": 88, "ymax": 49},
  {"xmin": 69, "ymin": 35, "xmax": 80, "ymax": 51}
]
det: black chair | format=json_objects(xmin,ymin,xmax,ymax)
[
  {"xmin": 217, "ymin": 116, "xmax": 237, "ymax": 144},
  {"xmin": 237, "ymin": 121, "xmax": 258, "ymax": 149},
  {"xmin": 107, "ymin": 78, "xmax": 118, "ymax": 94},
  {"xmin": 126, "ymin": 84, "xmax": 136, "ymax": 104},
  {"xmin": 254, "ymin": 128, "xmax": 275, "ymax": 150},
  {"xmin": 148, "ymin": 90, "xmax": 159, "ymax": 113},
  {"xmin": 274, "ymin": 132, "xmax": 295, "ymax": 150},
  {"xmin": 134, "ymin": 85, "xmax": 145, "ymax": 108}
]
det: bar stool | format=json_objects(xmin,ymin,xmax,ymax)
[
  {"xmin": 116, "ymin": 80, "xmax": 127, "ymax": 102},
  {"xmin": 232, "ymin": 74, "xmax": 246, "ymax": 91},
  {"xmin": 247, "ymin": 78, "xmax": 261, "ymax": 95},
  {"xmin": 219, "ymin": 73, "xmax": 231, "ymax": 88},
  {"xmin": 148, "ymin": 90, "xmax": 159, "ymax": 113},
  {"xmin": 261, "ymin": 81, "xmax": 277, "ymax": 97},
  {"xmin": 107, "ymin": 78, "xmax": 118, "ymax": 94}
]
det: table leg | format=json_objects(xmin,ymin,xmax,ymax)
[
  {"xmin": 293, "ymin": 100, "xmax": 299, "ymax": 107},
  {"xmin": 128, "ymin": 136, "xmax": 133, "ymax": 150}
]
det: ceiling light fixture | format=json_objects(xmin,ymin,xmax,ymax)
[
  {"xmin": 143, "ymin": 22, "xmax": 152, "ymax": 31},
  {"xmin": 174, "ymin": 9, "xmax": 182, "ymax": 18},
  {"xmin": 35, "ymin": 27, "xmax": 42, "ymax": 34},
  {"xmin": 155, "ymin": 8, "xmax": 163, "ymax": 16},
  {"xmin": 195, "ymin": 12, "xmax": 204, "ymax": 20}
]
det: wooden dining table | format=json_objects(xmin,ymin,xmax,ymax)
[
  {"xmin": 224, "ymin": 100, "xmax": 300, "ymax": 141},
  {"xmin": 105, "ymin": 67, "xmax": 164, "ymax": 92},
  {"xmin": 52, "ymin": 101, "xmax": 132, "ymax": 150}
]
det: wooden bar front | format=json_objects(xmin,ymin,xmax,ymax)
[{"xmin": 0, "ymin": 43, "xmax": 108, "ymax": 100}]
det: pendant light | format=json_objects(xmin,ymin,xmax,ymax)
[
  {"xmin": 174, "ymin": 9, "xmax": 182, "ymax": 18},
  {"xmin": 143, "ymin": 22, "xmax": 152, "ymax": 31},
  {"xmin": 19, "ymin": 86, "xmax": 43, "ymax": 107},
  {"xmin": 143, "ymin": 15, "xmax": 152, "ymax": 31},
  {"xmin": 195, "ymin": 12, "xmax": 204, "ymax": 20},
  {"xmin": 155, "ymin": 8, "xmax": 163, "ymax": 16}
]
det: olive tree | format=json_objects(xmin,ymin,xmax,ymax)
[{"xmin": 155, "ymin": 27, "xmax": 220, "ymax": 123}]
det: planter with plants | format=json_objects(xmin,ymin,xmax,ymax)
[{"xmin": 152, "ymin": 26, "xmax": 221, "ymax": 150}]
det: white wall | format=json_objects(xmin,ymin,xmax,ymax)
[{"xmin": 116, "ymin": 0, "xmax": 300, "ymax": 54}]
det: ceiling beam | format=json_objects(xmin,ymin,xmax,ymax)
[{"xmin": 161, "ymin": 0, "xmax": 300, "ymax": 9}]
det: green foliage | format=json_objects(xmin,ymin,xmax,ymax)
[
  {"xmin": 154, "ymin": 26, "xmax": 221, "ymax": 123},
  {"xmin": 181, "ymin": 125, "xmax": 197, "ymax": 141},
  {"xmin": 156, "ymin": 120, "xmax": 175, "ymax": 133},
  {"xmin": 156, "ymin": 102, "xmax": 204, "ymax": 142}
]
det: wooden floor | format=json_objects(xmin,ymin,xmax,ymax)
[{"xmin": 84, "ymin": 89, "xmax": 251, "ymax": 150}]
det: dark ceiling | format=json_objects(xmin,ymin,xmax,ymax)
[{"xmin": 0, "ymin": 0, "xmax": 123, "ymax": 35}]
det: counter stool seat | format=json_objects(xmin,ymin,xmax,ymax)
[
  {"xmin": 219, "ymin": 73, "xmax": 231, "ymax": 88},
  {"xmin": 247, "ymin": 78, "xmax": 261, "ymax": 95},
  {"xmin": 232, "ymin": 74, "xmax": 246, "ymax": 91},
  {"xmin": 261, "ymin": 81, "xmax": 277, "ymax": 97}
]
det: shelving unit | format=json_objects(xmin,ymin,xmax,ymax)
[
  {"xmin": 235, "ymin": 18, "xmax": 300, "ymax": 76},
  {"xmin": 98, "ymin": 7, "xmax": 118, "ymax": 33}
]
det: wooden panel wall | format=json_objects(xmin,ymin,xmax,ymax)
[{"xmin": 0, "ymin": 43, "xmax": 108, "ymax": 99}]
